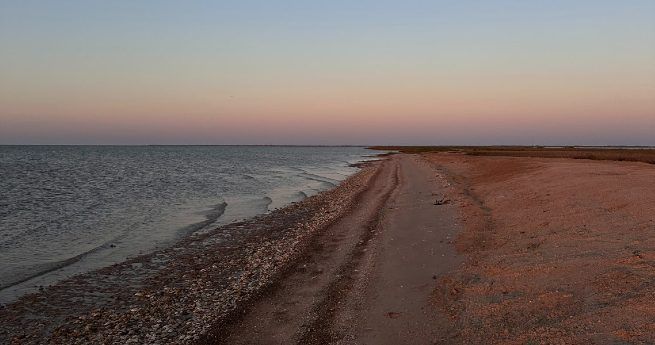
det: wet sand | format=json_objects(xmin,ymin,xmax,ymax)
[{"xmin": 3, "ymin": 152, "xmax": 655, "ymax": 344}]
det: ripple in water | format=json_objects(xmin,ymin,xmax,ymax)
[{"xmin": 0, "ymin": 145, "xmax": 375, "ymax": 302}]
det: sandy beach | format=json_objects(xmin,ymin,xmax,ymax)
[
  {"xmin": 2, "ymin": 152, "xmax": 655, "ymax": 344},
  {"xmin": 3, "ymin": 1, "xmax": 653, "ymax": 343},
  {"xmin": 425, "ymin": 153, "xmax": 655, "ymax": 344}
]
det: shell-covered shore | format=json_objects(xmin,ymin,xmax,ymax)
[{"xmin": 0, "ymin": 162, "xmax": 380, "ymax": 345}]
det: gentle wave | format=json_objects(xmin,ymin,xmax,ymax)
[{"xmin": 0, "ymin": 145, "xmax": 370, "ymax": 302}]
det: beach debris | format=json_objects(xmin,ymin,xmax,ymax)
[{"xmin": 434, "ymin": 196, "xmax": 449, "ymax": 205}]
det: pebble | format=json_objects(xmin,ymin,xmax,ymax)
[{"xmin": 0, "ymin": 164, "xmax": 380, "ymax": 344}]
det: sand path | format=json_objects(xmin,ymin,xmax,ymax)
[{"xmin": 221, "ymin": 154, "xmax": 460, "ymax": 344}]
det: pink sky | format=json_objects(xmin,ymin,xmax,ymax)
[{"xmin": 1, "ymin": 1, "xmax": 654, "ymax": 145}]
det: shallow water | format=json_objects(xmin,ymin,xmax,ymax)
[{"xmin": 0, "ymin": 145, "xmax": 373, "ymax": 302}]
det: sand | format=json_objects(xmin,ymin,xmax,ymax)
[
  {"xmin": 4, "ymin": 152, "xmax": 655, "ymax": 344},
  {"xmin": 220, "ymin": 154, "xmax": 461, "ymax": 344},
  {"xmin": 425, "ymin": 153, "xmax": 655, "ymax": 344},
  {"xmin": 221, "ymin": 152, "xmax": 655, "ymax": 344}
]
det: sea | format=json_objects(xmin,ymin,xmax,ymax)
[{"xmin": 0, "ymin": 145, "xmax": 374, "ymax": 303}]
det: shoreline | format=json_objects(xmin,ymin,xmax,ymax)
[
  {"xmin": 0, "ymin": 160, "xmax": 382, "ymax": 344},
  {"xmin": 4, "ymin": 152, "xmax": 655, "ymax": 343},
  {"xmin": 217, "ymin": 152, "xmax": 655, "ymax": 344},
  {"xmin": 0, "ymin": 146, "xmax": 372, "ymax": 305},
  {"xmin": 219, "ymin": 154, "xmax": 462, "ymax": 344},
  {"xmin": 0, "ymin": 163, "xmax": 365, "ymax": 305}
]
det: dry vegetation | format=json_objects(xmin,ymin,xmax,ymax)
[{"xmin": 370, "ymin": 146, "xmax": 655, "ymax": 165}]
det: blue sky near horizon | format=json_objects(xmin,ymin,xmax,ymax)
[{"xmin": 1, "ymin": 1, "xmax": 654, "ymax": 145}]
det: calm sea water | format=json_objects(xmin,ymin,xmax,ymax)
[{"xmin": 0, "ymin": 145, "xmax": 373, "ymax": 302}]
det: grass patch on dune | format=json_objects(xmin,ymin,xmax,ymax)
[{"xmin": 368, "ymin": 146, "xmax": 655, "ymax": 165}]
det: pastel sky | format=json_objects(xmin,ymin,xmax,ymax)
[{"xmin": 1, "ymin": 1, "xmax": 654, "ymax": 145}]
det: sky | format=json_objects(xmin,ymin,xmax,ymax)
[{"xmin": 1, "ymin": 0, "xmax": 654, "ymax": 145}]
